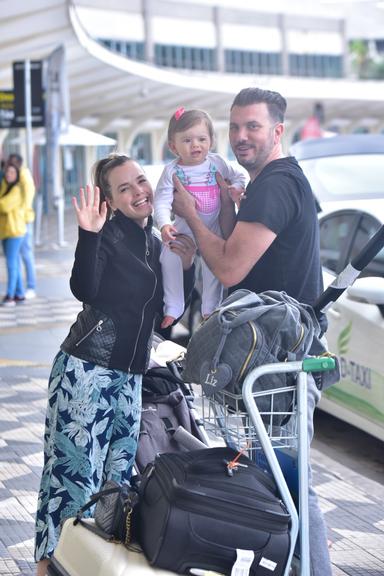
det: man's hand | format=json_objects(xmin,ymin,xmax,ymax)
[
  {"xmin": 172, "ymin": 174, "xmax": 197, "ymax": 221},
  {"xmin": 168, "ymin": 233, "xmax": 196, "ymax": 270},
  {"xmin": 72, "ymin": 185, "xmax": 107, "ymax": 233}
]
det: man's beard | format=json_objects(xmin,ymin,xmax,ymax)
[{"xmin": 234, "ymin": 132, "xmax": 275, "ymax": 176}]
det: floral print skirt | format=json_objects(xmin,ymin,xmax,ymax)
[{"xmin": 34, "ymin": 351, "xmax": 142, "ymax": 561}]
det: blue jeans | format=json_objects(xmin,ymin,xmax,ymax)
[
  {"xmin": 20, "ymin": 222, "xmax": 36, "ymax": 290},
  {"xmin": 2, "ymin": 236, "xmax": 25, "ymax": 298},
  {"xmin": 35, "ymin": 351, "xmax": 142, "ymax": 561}
]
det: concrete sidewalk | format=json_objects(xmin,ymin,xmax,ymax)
[{"xmin": 0, "ymin": 211, "xmax": 383, "ymax": 575}]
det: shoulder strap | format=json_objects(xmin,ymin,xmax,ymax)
[
  {"xmin": 73, "ymin": 484, "xmax": 125, "ymax": 525},
  {"xmin": 218, "ymin": 294, "xmax": 282, "ymax": 329}
]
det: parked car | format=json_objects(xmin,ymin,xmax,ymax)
[{"xmin": 291, "ymin": 134, "xmax": 384, "ymax": 441}]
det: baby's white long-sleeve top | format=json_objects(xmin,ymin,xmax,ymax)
[{"xmin": 154, "ymin": 152, "xmax": 247, "ymax": 230}]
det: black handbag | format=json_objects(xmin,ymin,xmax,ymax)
[{"xmin": 74, "ymin": 480, "xmax": 139, "ymax": 546}]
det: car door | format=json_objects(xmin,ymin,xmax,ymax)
[{"xmin": 319, "ymin": 210, "xmax": 384, "ymax": 441}]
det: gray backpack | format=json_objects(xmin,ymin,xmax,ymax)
[{"xmin": 183, "ymin": 289, "xmax": 322, "ymax": 422}]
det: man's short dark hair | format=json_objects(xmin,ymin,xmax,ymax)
[{"xmin": 231, "ymin": 88, "xmax": 287, "ymax": 123}]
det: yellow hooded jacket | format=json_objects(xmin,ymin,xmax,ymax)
[
  {"xmin": 19, "ymin": 166, "xmax": 36, "ymax": 224},
  {"xmin": 0, "ymin": 179, "xmax": 27, "ymax": 239}
]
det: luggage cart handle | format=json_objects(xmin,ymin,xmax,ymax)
[{"xmin": 302, "ymin": 356, "xmax": 335, "ymax": 373}]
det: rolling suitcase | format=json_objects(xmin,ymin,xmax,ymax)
[{"xmin": 138, "ymin": 446, "xmax": 291, "ymax": 576}]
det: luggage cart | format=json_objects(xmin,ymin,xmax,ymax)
[{"xmin": 201, "ymin": 356, "xmax": 336, "ymax": 576}]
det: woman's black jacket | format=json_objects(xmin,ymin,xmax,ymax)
[{"xmin": 61, "ymin": 210, "xmax": 194, "ymax": 373}]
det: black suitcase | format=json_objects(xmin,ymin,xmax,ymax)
[{"xmin": 138, "ymin": 446, "xmax": 291, "ymax": 576}]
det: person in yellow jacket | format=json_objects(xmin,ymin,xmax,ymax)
[
  {"xmin": 8, "ymin": 153, "xmax": 37, "ymax": 298},
  {"xmin": 0, "ymin": 163, "xmax": 26, "ymax": 306}
]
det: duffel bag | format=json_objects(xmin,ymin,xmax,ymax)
[
  {"xmin": 138, "ymin": 446, "xmax": 291, "ymax": 576},
  {"xmin": 183, "ymin": 289, "xmax": 321, "ymax": 421}
]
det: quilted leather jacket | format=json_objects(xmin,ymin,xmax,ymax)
[{"xmin": 61, "ymin": 210, "xmax": 194, "ymax": 374}]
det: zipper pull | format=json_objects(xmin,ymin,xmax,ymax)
[{"xmin": 75, "ymin": 319, "xmax": 104, "ymax": 346}]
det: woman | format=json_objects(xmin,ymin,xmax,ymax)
[
  {"xmin": 0, "ymin": 163, "xmax": 26, "ymax": 305},
  {"xmin": 35, "ymin": 154, "xmax": 195, "ymax": 575},
  {"xmin": 8, "ymin": 153, "xmax": 37, "ymax": 299}
]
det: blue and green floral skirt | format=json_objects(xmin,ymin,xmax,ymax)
[{"xmin": 35, "ymin": 351, "xmax": 142, "ymax": 561}]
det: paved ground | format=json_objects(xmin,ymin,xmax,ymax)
[{"xmin": 0, "ymin": 209, "xmax": 383, "ymax": 575}]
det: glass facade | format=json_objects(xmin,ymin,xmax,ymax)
[
  {"xmin": 289, "ymin": 54, "xmax": 343, "ymax": 78},
  {"xmin": 99, "ymin": 39, "xmax": 145, "ymax": 61},
  {"xmin": 155, "ymin": 44, "xmax": 216, "ymax": 71},
  {"xmin": 131, "ymin": 133, "xmax": 152, "ymax": 165},
  {"xmin": 225, "ymin": 49, "xmax": 282, "ymax": 75},
  {"xmin": 376, "ymin": 39, "xmax": 384, "ymax": 54},
  {"xmin": 97, "ymin": 39, "xmax": 343, "ymax": 78}
]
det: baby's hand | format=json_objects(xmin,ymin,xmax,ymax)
[
  {"xmin": 161, "ymin": 224, "xmax": 178, "ymax": 243},
  {"xmin": 227, "ymin": 185, "xmax": 245, "ymax": 208}
]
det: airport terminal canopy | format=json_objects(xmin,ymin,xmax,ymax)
[{"xmin": 1, "ymin": 0, "xmax": 384, "ymax": 136}]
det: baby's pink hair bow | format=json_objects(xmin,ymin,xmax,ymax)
[{"xmin": 174, "ymin": 107, "xmax": 185, "ymax": 121}]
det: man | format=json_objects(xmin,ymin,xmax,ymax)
[
  {"xmin": 173, "ymin": 87, "xmax": 331, "ymax": 576},
  {"xmin": 7, "ymin": 153, "xmax": 37, "ymax": 299}
]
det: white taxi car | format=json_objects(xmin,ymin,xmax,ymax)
[{"xmin": 291, "ymin": 134, "xmax": 384, "ymax": 441}]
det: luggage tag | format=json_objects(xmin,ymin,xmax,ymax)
[
  {"xmin": 200, "ymin": 361, "xmax": 232, "ymax": 396},
  {"xmin": 225, "ymin": 446, "xmax": 249, "ymax": 477},
  {"xmin": 231, "ymin": 549, "xmax": 279, "ymax": 575},
  {"xmin": 231, "ymin": 549, "xmax": 255, "ymax": 576}
]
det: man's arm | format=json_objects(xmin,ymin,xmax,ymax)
[
  {"xmin": 217, "ymin": 173, "xmax": 237, "ymax": 239},
  {"xmin": 172, "ymin": 175, "xmax": 276, "ymax": 287}
]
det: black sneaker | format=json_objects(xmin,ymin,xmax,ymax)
[
  {"xmin": 1, "ymin": 296, "xmax": 16, "ymax": 307},
  {"xmin": 15, "ymin": 296, "xmax": 26, "ymax": 304}
]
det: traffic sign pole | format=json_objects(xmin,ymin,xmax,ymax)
[{"xmin": 24, "ymin": 60, "xmax": 33, "ymax": 172}]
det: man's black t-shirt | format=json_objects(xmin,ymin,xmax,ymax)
[{"xmin": 231, "ymin": 156, "xmax": 324, "ymax": 308}]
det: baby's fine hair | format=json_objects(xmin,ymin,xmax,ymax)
[{"xmin": 167, "ymin": 109, "xmax": 215, "ymax": 144}]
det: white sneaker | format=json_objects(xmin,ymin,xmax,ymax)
[{"xmin": 25, "ymin": 289, "xmax": 36, "ymax": 300}]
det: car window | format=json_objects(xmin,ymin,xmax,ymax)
[
  {"xmin": 350, "ymin": 214, "xmax": 384, "ymax": 278},
  {"xmin": 320, "ymin": 210, "xmax": 383, "ymax": 276},
  {"xmin": 319, "ymin": 211, "xmax": 360, "ymax": 273},
  {"xmin": 300, "ymin": 154, "xmax": 384, "ymax": 202}
]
